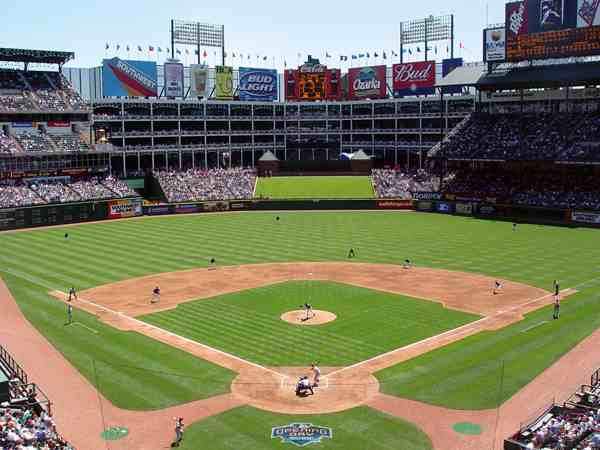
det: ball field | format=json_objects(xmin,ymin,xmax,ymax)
[
  {"xmin": 1, "ymin": 211, "xmax": 600, "ymax": 449},
  {"xmin": 254, "ymin": 176, "xmax": 375, "ymax": 199}
]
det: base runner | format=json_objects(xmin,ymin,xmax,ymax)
[{"xmin": 151, "ymin": 286, "xmax": 161, "ymax": 304}]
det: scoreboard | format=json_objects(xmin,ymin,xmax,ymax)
[
  {"xmin": 507, "ymin": 24, "xmax": 600, "ymax": 61},
  {"xmin": 297, "ymin": 72, "xmax": 327, "ymax": 100}
]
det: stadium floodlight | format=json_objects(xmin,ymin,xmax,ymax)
[
  {"xmin": 170, "ymin": 19, "xmax": 225, "ymax": 64},
  {"xmin": 400, "ymin": 14, "xmax": 454, "ymax": 62}
]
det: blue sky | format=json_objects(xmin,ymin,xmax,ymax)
[{"xmin": 2, "ymin": 0, "xmax": 507, "ymax": 69}]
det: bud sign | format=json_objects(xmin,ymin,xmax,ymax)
[{"xmin": 392, "ymin": 61, "xmax": 436, "ymax": 97}]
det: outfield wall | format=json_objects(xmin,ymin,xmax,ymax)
[{"xmin": 2, "ymin": 197, "xmax": 599, "ymax": 231}]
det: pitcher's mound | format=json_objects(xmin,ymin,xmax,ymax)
[{"xmin": 280, "ymin": 310, "xmax": 337, "ymax": 326}]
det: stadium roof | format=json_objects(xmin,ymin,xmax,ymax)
[
  {"xmin": 436, "ymin": 65, "xmax": 485, "ymax": 89},
  {"xmin": 258, "ymin": 151, "xmax": 278, "ymax": 161},
  {"xmin": 0, "ymin": 48, "xmax": 74, "ymax": 65},
  {"xmin": 477, "ymin": 62, "xmax": 600, "ymax": 91}
]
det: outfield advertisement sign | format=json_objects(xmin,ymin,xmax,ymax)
[
  {"xmin": 238, "ymin": 68, "xmax": 278, "ymax": 101},
  {"xmin": 413, "ymin": 192, "xmax": 442, "ymax": 201},
  {"xmin": 392, "ymin": 61, "xmax": 435, "ymax": 97},
  {"xmin": 416, "ymin": 201, "xmax": 434, "ymax": 211},
  {"xmin": 572, "ymin": 211, "xmax": 600, "ymax": 224},
  {"xmin": 376, "ymin": 200, "xmax": 413, "ymax": 210},
  {"xmin": 190, "ymin": 65, "xmax": 209, "ymax": 98},
  {"xmin": 174, "ymin": 204, "xmax": 201, "ymax": 214},
  {"xmin": 215, "ymin": 66, "xmax": 234, "ymax": 100},
  {"xmin": 455, "ymin": 202, "xmax": 474, "ymax": 215},
  {"xmin": 164, "ymin": 62, "xmax": 184, "ymax": 98},
  {"xmin": 271, "ymin": 423, "xmax": 333, "ymax": 447},
  {"xmin": 102, "ymin": 58, "xmax": 157, "ymax": 97},
  {"xmin": 347, "ymin": 66, "xmax": 387, "ymax": 100},
  {"xmin": 108, "ymin": 199, "xmax": 142, "ymax": 219}
]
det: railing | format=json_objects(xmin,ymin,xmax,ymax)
[{"xmin": 0, "ymin": 344, "xmax": 28, "ymax": 384}]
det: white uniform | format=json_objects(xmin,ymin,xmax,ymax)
[{"xmin": 312, "ymin": 366, "xmax": 321, "ymax": 385}]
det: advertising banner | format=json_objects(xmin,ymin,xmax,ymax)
[
  {"xmin": 478, "ymin": 204, "xmax": 497, "ymax": 216},
  {"xmin": 145, "ymin": 205, "xmax": 171, "ymax": 216},
  {"xmin": 506, "ymin": 1, "xmax": 529, "ymax": 41},
  {"xmin": 189, "ymin": 65, "xmax": 209, "ymax": 98},
  {"xmin": 284, "ymin": 69, "xmax": 298, "ymax": 101},
  {"xmin": 572, "ymin": 210, "xmax": 600, "ymax": 224},
  {"xmin": 484, "ymin": 28, "xmax": 507, "ymax": 61},
  {"xmin": 47, "ymin": 121, "xmax": 71, "ymax": 128},
  {"xmin": 413, "ymin": 192, "xmax": 442, "ymax": 201},
  {"xmin": 174, "ymin": 204, "xmax": 201, "ymax": 214},
  {"xmin": 238, "ymin": 68, "xmax": 278, "ymax": 101},
  {"xmin": 102, "ymin": 58, "xmax": 157, "ymax": 97},
  {"xmin": 347, "ymin": 66, "xmax": 387, "ymax": 100},
  {"xmin": 455, "ymin": 202, "xmax": 474, "ymax": 215},
  {"xmin": 376, "ymin": 200, "xmax": 413, "ymax": 210},
  {"xmin": 214, "ymin": 66, "xmax": 234, "ymax": 100},
  {"xmin": 326, "ymin": 68, "xmax": 343, "ymax": 100},
  {"xmin": 393, "ymin": 61, "xmax": 436, "ymax": 97},
  {"xmin": 164, "ymin": 62, "xmax": 184, "ymax": 98},
  {"xmin": 578, "ymin": 0, "xmax": 600, "ymax": 26},
  {"xmin": 108, "ymin": 199, "xmax": 142, "ymax": 219},
  {"xmin": 441, "ymin": 58, "xmax": 464, "ymax": 94},
  {"xmin": 416, "ymin": 201, "xmax": 434, "ymax": 211},
  {"xmin": 298, "ymin": 71, "xmax": 327, "ymax": 101},
  {"xmin": 203, "ymin": 201, "xmax": 230, "ymax": 212},
  {"xmin": 436, "ymin": 202, "xmax": 453, "ymax": 213}
]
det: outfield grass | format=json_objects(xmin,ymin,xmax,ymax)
[
  {"xmin": 1, "ymin": 212, "xmax": 600, "ymax": 411},
  {"xmin": 178, "ymin": 406, "xmax": 432, "ymax": 450},
  {"xmin": 141, "ymin": 281, "xmax": 478, "ymax": 366},
  {"xmin": 254, "ymin": 176, "xmax": 374, "ymax": 199}
]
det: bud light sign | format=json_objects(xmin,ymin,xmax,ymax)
[
  {"xmin": 239, "ymin": 67, "xmax": 278, "ymax": 101},
  {"xmin": 348, "ymin": 65, "xmax": 387, "ymax": 100},
  {"xmin": 393, "ymin": 61, "xmax": 435, "ymax": 97}
]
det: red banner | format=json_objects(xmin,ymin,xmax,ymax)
[
  {"xmin": 284, "ymin": 69, "xmax": 298, "ymax": 101},
  {"xmin": 47, "ymin": 121, "xmax": 70, "ymax": 128},
  {"xmin": 506, "ymin": 1, "xmax": 529, "ymax": 42},
  {"xmin": 392, "ymin": 61, "xmax": 435, "ymax": 97},
  {"xmin": 348, "ymin": 66, "xmax": 387, "ymax": 100},
  {"xmin": 326, "ymin": 68, "xmax": 342, "ymax": 100}
]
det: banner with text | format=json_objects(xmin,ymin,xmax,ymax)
[
  {"xmin": 214, "ymin": 65, "xmax": 234, "ymax": 100},
  {"xmin": 239, "ymin": 67, "xmax": 278, "ymax": 101},
  {"xmin": 102, "ymin": 58, "xmax": 157, "ymax": 97},
  {"xmin": 483, "ymin": 27, "xmax": 507, "ymax": 62},
  {"xmin": 393, "ymin": 61, "xmax": 436, "ymax": 97},
  {"xmin": 572, "ymin": 211, "xmax": 600, "ymax": 224},
  {"xmin": 347, "ymin": 65, "xmax": 387, "ymax": 100},
  {"xmin": 164, "ymin": 62, "xmax": 184, "ymax": 98},
  {"xmin": 108, "ymin": 199, "xmax": 142, "ymax": 219}
]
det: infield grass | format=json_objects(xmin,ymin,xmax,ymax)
[
  {"xmin": 1, "ymin": 212, "xmax": 600, "ymax": 411},
  {"xmin": 178, "ymin": 406, "xmax": 432, "ymax": 450},
  {"xmin": 140, "ymin": 281, "xmax": 478, "ymax": 367},
  {"xmin": 254, "ymin": 176, "xmax": 374, "ymax": 199}
]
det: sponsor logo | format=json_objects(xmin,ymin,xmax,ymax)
[
  {"xmin": 572, "ymin": 211, "xmax": 600, "ymax": 224},
  {"xmin": 455, "ymin": 203, "xmax": 473, "ymax": 215},
  {"xmin": 271, "ymin": 423, "xmax": 332, "ymax": 447},
  {"xmin": 436, "ymin": 202, "xmax": 452, "ymax": 213},
  {"xmin": 106, "ymin": 58, "xmax": 157, "ymax": 97},
  {"xmin": 393, "ymin": 61, "xmax": 435, "ymax": 96},
  {"xmin": 413, "ymin": 192, "xmax": 442, "ymax": 201},
  {"xmin": 508, "ymin": 2, "xmax": 527, "ymax": 36},
  {"xmin": 299, "ymin": 63, "xmax": 327, "ymax": 73},
  {"xmin": 239, "ymin": 68, "xmax": 278, "ymax": 101},
  {"xmin": 174, "ymin": 204, "xmax": 200, "ymax": 214},
  {"xmin": 485, "ymin": 28, "xmax": 506, "ymax": 61},
  {"xmin": 417, "ymin": 201, "xmax": 433, "ymax": 211},
  {"xmin": 394, "ymin": 63, "xmax": 433, "ymax": 83},
  {"xmin": 353, "ymin": 67, "xmax": 380, "ymax": 91},
  {"xmin": 376, "ymin": 200, "xmax": 413, "ymax": 209},
  {"xmin": 479, "ymin": 205, "xmax": 496, "ymax": 215}
]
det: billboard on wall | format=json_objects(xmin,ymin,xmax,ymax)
[
  {"xmin": 238, "ymin": 68, "xmax": 278, "ymax": 101},
  {"xmin": 108, "ymin": 199, "xmax": 142, "ymax": 219},
  {"xmin": 284, "ymin": 69, "xmax": 298, "ymax": 101},
  {"xmin": 189, "ymin": 65, "xmax": 209, "ymax": 98},
  {"xmin": 393, "ymin": 61, "xmax": 436, "ymax": 97},
  {"xmin": 483, "ymin": 27, "xmax": 507, "ymax": 62},
  {"xmin": 326, "ymin": 68, "xmax": 343, "ymax": 100},
  {"xmin": 102, "ymin": 58, "xmax": 157, "ymax": 97},
  {"xmin": 164, "ymin": 62, "xmax": 184, "ymax": 98},
  {"xmin": 578, "ymin": 0, "xmax": 600, "ymax": 27},
  {"xmin": 347, "ymin": 66, "xmax": 387, "ymax": 100},
  {"xmin": 214, "ymin": 65, "xmax": 233, "ymax": 100},
  {"xmin": 441, "ymin": 58, "xmax": 464, "ymax": 94},
  {"xmin": 506, "ymin": 0, "xmax": 600, "ymax": 61}
]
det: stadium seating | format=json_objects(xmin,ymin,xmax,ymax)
[
  {"xmin": 15, "ymin": 132, "xmax": 52, "ymax": 152},
  {"xmin": 442, "ymin": 112, "xmax": 600, "ymax": 162},
  {"xmin": 156, "ymin": 168, "xmax": 256, "ymax": 203},
  {"xmin": 0, "ymin": 132, "xmax": 20, "ymax": 154},
  {"xmin": 372, "ymin": 169, "xmax": 439, "ymax": 199}
]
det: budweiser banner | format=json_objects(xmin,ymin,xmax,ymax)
[
  {"xmin": 348, "ymin": 65, "xmax": 387, "ymax": 100},
  {"xmin": 506, "ymin": 1, "xmax": 529, "ymax": 41},
  {"xmin": 239, "ymin": 68, "xmax": 278, "ymax": 101},
  {"xmin": 393, "ymin": 61, "xmax": 435, "ymax": 97}
]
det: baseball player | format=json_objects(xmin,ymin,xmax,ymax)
[
  {"xmin": 493, "ymin": 280, "xmax": 503, "ymax": 295},
  {"xmin": 68, "ymin": 286, "xmax": 77, "ymax": 302},
  {"xmin": 512, "ymin": 223, "xmax": 517, "ymax": 232},
  {"xmin": 67, "ymin": 303, "xmax": 73, "ymax": 325},
  {"xmin": 311, "ymin": 364, "xmax": 321, "ymax": 387},
  {"xmin": 553, "ymin": 281, "xmax": 560, "ymax": 320},
  {"xmin": 348, "ymin": 248, "xmax": 356, "ymax": 259},
  {"xmin": 295, "ymin": 376, "xmax": 314, "ymax": 396},
  {"xmin": 403, "ymin": 259, "xmax": 412, "ymax": 269},
  {"xmin": 151, "ymin": 286, "xmax": 161, "ymax": 304},
  {"xmin": 302, "ymin": 302, "xmax": 315, "ymax": 321},
  {"xmin": 172, "ymin": 417, "xmax": 184, "ymax": 447}
]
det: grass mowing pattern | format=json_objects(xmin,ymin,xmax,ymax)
[
  {"xmin": 254, "ymin": 176, "xmax": 374, "ymax": 199},
  {"xmin": 1, "ymin": 212, "xmax": 600, "ymax": 410},
  {"xmin": 141, "ymin": 281, "xmax": 478, "ymax": 367},
  {"xmin": 178, "ymin": 405, "xmax": 432, "ymax": 450}
]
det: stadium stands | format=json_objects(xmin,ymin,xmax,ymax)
[
  {"xmin": 0, "ymin": 132, "xmax": 19, "ymax": 154},
  {"xmin": 372, "ymin": 169, "xmax": 439, "ymax": 199},
  {"xmin": 156, "ymin": 168, "xmax": 256, "ymax": 203}
]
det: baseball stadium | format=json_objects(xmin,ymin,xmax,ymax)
[{"xmin": 1, "ymin": 2, "xmax": 600, "ymax": 449}]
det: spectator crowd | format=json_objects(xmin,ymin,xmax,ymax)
[
  {"xmin": 156, "ymin": 168, "xmax": 256, "ymax": 203},
  {"xmin": 372, "ymin": 168, "xmax": 439, "ymax": 199},
  {"xmin": 0, "ymin": 176, "xmax": 137, "ymax": 208},
  {"xmin": 0, "ymin": 404, "xmax": 73, "ymax": 449}
]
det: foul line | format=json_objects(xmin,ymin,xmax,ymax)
[
  {"xmin": 72, "ymin": 322, "xmax": 99, "ymax": 335},
  {"xmin": 326, "ymin": 289, "xmax": 571, "ymax": 379},
  {"xmin": 521, "ymin": 321, "xmax": 548, "ymax": 333}
]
